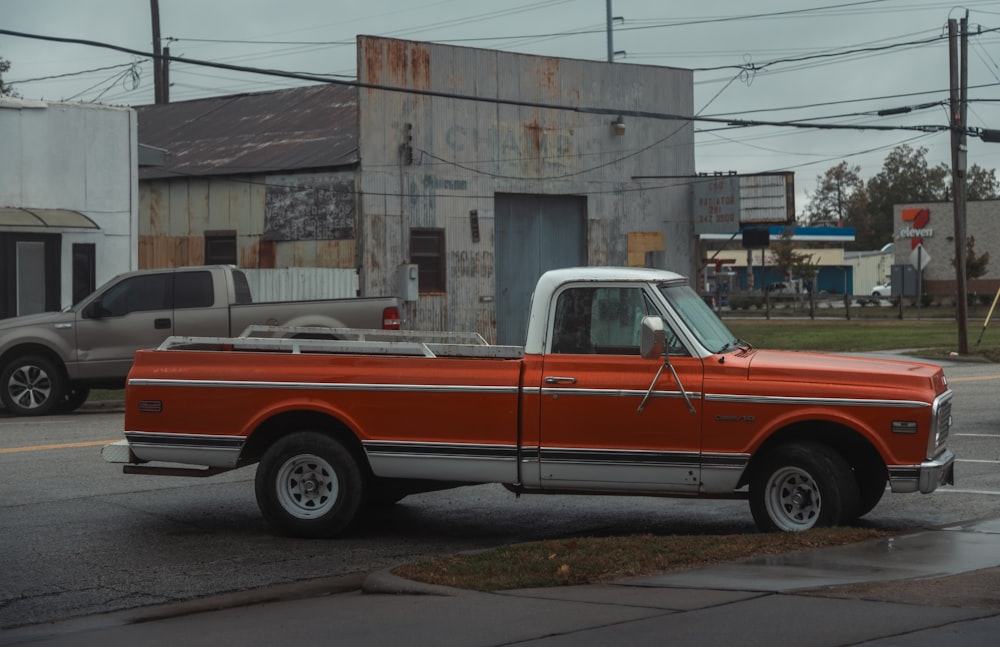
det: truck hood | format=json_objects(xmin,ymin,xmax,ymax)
[
  {"xmin": 0, "ymin": 309, "xmax": 74, "ymax": 331},
  {"xmin": 746, "ymin": 349, "xmax": 944, "ymax": 393}
]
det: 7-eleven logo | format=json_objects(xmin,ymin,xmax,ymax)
[{"xmin": 900, "ymin": 208, "xmax": 932, "ymax": 249}]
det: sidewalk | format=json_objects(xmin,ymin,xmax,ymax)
[{"xmin": 4, "ymin": 518, "xmax": 999, "ymax": 647}]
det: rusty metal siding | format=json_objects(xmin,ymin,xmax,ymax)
[
  {"xmin": 140, "ymin": 173, "xmax": 357, "ymax": 271},
  {"xmin": 357, "ymin": 36, "xmax": 694, "ymax": 336}
]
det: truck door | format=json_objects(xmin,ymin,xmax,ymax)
[
  {"xmin": 537, "ymin": 285, "xmax": 703, "ymax": 493},
  {"xmin": 74, "ymin": 272, "xmax": 174, "ymax": 380},
  {"xmin": 171, "ymin": 270, "xmax": 228, "ymax": 337}
]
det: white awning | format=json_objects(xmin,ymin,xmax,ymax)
[{"xmin": 0, "ymin": 207, "xmax": 99, "ymax": 229}]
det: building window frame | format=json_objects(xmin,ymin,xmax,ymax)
[
  {"xmin": 409, "ymin": 228, "xmax": 446, "ymax": 293},
  {"xmin": 204, "ymin": 230, "xmax": 237, "ymax": 265}
]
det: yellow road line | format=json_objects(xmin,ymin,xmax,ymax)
[
  {"xmin": 0, "ymin": 440, "xmax": 118, "ymax": 454},
  {"xmin": 948, "ymin": 375, "xmax": 1000, "ymax": 382}
]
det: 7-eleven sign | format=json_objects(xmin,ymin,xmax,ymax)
[{"xmin": 900, "ymin": 208, "xmax": 933, "ymax": 249}]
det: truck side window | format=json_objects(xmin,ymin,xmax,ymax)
[
  {"xmin": 551, "ymin": 288, "xmax": 594, "ymax": 354},
  {"xmin": 232, "ymin": 270, "xmax": 253, "ymax": 304},
  {"xmin": 552, "ymin": 287, "xmax": 685, "ymax": 356},
  {"xmin": 96, "ymin": 274, "xmax": 172, "ymax": 317},
  {"xmin": 174, "ymin": 271, "xmax": 215, "ymax": 309},
  {"xmin": 590, "ymin": 287, "xmax": 647, "ymax": 353}
]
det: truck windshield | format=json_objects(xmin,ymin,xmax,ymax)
[{"xmin": 658, "ymin": 283, "xmax": 742, "ymax": 354}]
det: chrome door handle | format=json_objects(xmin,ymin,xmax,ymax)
[{"xmin": 544, "ymin": 376, "xmax": 577, "ymax": 384}]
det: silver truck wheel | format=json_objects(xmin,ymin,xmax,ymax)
[
  {"xmin": 255, "ymin": 431, "xmax": 365, "ymax": 538},
  {"xmin": 275, "ymin": 453, "xmax": 340, "ymax": 518},
  {"xmin": 749, "ymin": 442, "xmax": 859, "ymax": 532},
  {"xmin": 1, "ymin": 355, "xmax": 67, "ymax": 417}
]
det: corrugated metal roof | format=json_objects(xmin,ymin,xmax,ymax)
[{"xmin": 137, "ymin": 83, "xmax": 359, "ymax": 180}]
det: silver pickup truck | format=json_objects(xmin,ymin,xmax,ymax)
[{"xmin": 0, "ymin": 265, "xmax": 401, "ymax": 416}]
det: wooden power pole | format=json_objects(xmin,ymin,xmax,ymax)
[
  {"xmin": 151, "ymin": 0, "xmax": 165, "ymax": 104},
  {"xmin": 949, "ymin": 16, "xmax": 969, "ymax": 354}
]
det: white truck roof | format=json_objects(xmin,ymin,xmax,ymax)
[{"xmin": 523, "ymin": 266, "xmax": 687, "ymax": 355}]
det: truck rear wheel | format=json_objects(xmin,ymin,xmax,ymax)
[
  {"xmin": 254, "ymin": 431, "xmax": 365, "ymax": 538},
  {"xmin": 749, "ymin": 442, "xmax": 859, "ymax": 532},
  {"xmin": 1, "ymin": 355, "xmax": 67, "ymax": 417}
]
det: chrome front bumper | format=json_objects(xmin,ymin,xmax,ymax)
[{"xmin": 889, "ymin": 449, "xmax": 956, "ymax": 494}]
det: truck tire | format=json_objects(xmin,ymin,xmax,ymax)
[
  {"xmin": 854, "ymin": 460, "xmax": 888, "ymax": 518},
  {"xmin": 1, "ymin": 355, "xmax": 67, "ymax": 417},
  {"xmin": 254, "ymin": 431, "xmax": 365, "ymax": 538},
  {"xmin": 59, "ymin": 385, "xmax": 92, "ymax": 413},
  {"xmin": 749, "ymin": 442, "xmax": 859, "ymax": 532}
]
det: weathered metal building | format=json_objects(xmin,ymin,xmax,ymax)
[
  {"xmin": 137, "ymin": 35, "xmax": 695, "ymax": 341},
  {"xmin": 136, "ymin": 83, "xmax": 359, "ymax": 273},
  {"xmin": 358, "ymin": 37, "xmax": 694, "ymax": 342}
]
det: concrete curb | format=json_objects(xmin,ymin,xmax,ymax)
[{"xmin": 362, "ymin": 568, "xmax": 464, "ymax": 597}]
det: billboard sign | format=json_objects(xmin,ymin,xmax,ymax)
[
  {"xmin": 693, "ymin": 176, "xmax": 740, "ymax": 234},
  {"xmin": 738, "ymin": 172, "xmax": 795, "ymax": 224}
]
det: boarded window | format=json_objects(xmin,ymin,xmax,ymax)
[
  {"xmin": 205, "ymin": 231, "xmax": 237, "ymax": 265},
  {"xmin": 410, "ymin": 228, "xmax": 446, "ymax": 293}
]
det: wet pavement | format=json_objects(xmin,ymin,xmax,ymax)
[{"xmin": 3, "ymin": 518, "xmax": 999, "ymax": 646}]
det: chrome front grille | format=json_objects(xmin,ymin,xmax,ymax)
[
  {"xmin": 936, "ymin": 397, "xmax": 952, "ymax": 445},
  {"xmin": 929, "ymin": 391, "xmax": 953, "ymax": 458}
]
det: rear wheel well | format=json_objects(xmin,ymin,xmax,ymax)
[
  {"xmin": 239, "ymin": 410, "xmax": 369, "ymax": 471},
  {"xmin": 743, "ymin": 420, "xmax": 886, "ymax": 488}
]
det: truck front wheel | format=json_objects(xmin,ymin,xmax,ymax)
[
  {"xmin": 749, "ymin": 442, "xmax": 859, "ymax": 532},
  {"xmin": 1, "ymin": 355, "xmax": 67, "ymax": 417},
  {"xmin": 255, "ymin": 432, "xmax": 365, "ymax": 538}
]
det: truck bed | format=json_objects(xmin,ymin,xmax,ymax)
[{"xmin": 155, "ymin": 325, "xmax": 526, "ymax": 360}]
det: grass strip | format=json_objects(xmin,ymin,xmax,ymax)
[{"xmin": 393, "ymin": 527, "xmax": 888, "ymax": 592}]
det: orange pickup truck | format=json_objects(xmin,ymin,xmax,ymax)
[{"xmin": 103, "ymin": 267, "xmax": 955, "ymax": 537}]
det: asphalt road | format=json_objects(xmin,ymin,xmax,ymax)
[{"xmin": 1, "ymin": 354, "xmax": 997, "ymax": 631}]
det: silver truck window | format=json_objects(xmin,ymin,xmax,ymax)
[
  {"xmin": 96, "ymin": 274, "xmax": 172, "ymax": 317},
  {"xmin": 232, "ymin": 270, "xmax": 253, "ymax": 304},
  {"xmin": 174, "ymin": 271, "xmax": 215, "ymax": 309}
]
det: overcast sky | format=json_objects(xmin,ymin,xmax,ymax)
[{"xmin": 3, "ymin": 0, "xmax": 1000, "ymax": 213}]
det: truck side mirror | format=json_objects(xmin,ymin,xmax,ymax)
[{"xmin": 639, "ymin": 316, "xmax": 666, "ymax": 360}]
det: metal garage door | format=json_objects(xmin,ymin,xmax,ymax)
[{"xmin": 494, "ymin": 194, "xmax": 586, "ymax": 345}]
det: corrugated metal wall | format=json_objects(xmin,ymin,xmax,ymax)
[
  {"xmin": 356, "ymin": 36, "xmax": 696, "ymax": 337},
  {"xmin": 138, "ymin": 173, "xmax": 356, "ymax": 270},
  {"xmin": 242, "ymin": 267, "xmax": 359, "ymax": 301}
]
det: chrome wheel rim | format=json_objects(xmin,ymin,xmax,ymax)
[
  {"xmin": 765, "ymin": 466, "xmax": 820, "ymax": 531},
  {"xmin": 275, "ymin": 454, "xmax": 339, "ymax": 519},
  {"xmin": 7, "ymin": 364, "xmax": 52, "ymax": 411}
]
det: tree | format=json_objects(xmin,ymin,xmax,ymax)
[
  {"xmin": 952, "ymin": 235, "xmax": 990, "ymax": 280},
  {"xmin": 802, "ymin": 162, "xmax": 865, "ymax": 227},
  {"xmin": 856, "ymin": 145, "xmax": 948, "ymax": 251},
  {"xmin": 966, "ymin": 165, "xmax": 1000, "ymax": 201},
  {"xmin": 0, "ymin": 57, "xmax": 18, "ymax": 98}
]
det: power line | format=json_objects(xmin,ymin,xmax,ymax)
[{"xmin": 0, "ymin": 27, "xmax": 958, "ymax": 135}]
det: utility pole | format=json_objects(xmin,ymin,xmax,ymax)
[
  {"xmin": 150, "ymin": 0, "xmax": 165, "ymax": 104},
  {"xmin": 606, "ymin": 0, "xmax": 614, "ymax": 62},
  {"xmin": 605, "ymin": 1, "xmax": 625, "ymax": 62},
  {"xmin": 949, "ymin": 16, "xmax": 969, "ymax": 354}
]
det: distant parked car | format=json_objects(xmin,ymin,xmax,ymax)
[{"xmin": 871, "ymin": 282, "xmax": 892, "ymax": 297}]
